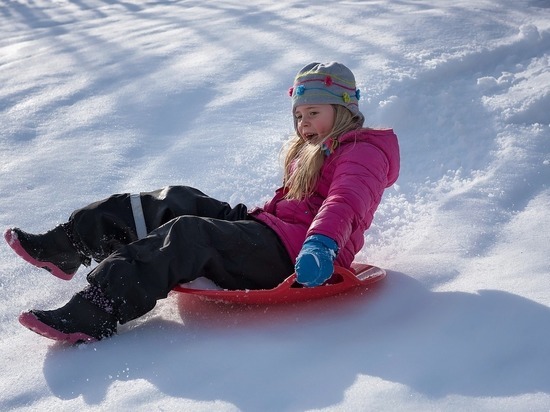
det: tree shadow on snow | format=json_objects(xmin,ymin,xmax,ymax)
[{"xmin": 41, "ymin": 271, "xmax": 550, "ymax": 410}]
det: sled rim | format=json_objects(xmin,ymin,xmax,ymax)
[{"xmin": 173, "ymin": 263, "xmax": 386, "ymax": 304}]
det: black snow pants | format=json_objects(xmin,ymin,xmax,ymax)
[{"xmin": 67, "ymin": 186, "xmax": 294, "ymax": 323}]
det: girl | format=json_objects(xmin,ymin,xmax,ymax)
[{"xmin": 5, "ymin": 62, "xmax": 400, "ymax": 343}]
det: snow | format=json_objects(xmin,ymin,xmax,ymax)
[{"xmin": 1, "ymin": 0, "xmax": 549, "ymax": 410}]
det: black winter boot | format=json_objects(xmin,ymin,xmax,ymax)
[
  {"xmin": 4, "ymin": 225, "xmax": 90, "ymax": 280},
  {"xmin": 19, "ymin": 285, "xmax": 117, "ymax": 344}
]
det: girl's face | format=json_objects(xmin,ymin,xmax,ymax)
[{"xmin": 294, "ymin": 104, "xmax": 335, "ymax": 142}]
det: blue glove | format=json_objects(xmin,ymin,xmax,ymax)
[{"xmin": 295, "ymin": 234, "xmax": 338, "ymax": 287}]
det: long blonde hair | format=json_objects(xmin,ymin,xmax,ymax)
[{"xmin": 283, "ymin": 105, "xmax": 363, "ymax": 199}]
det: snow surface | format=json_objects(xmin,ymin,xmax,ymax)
[{"xmin": 1, "ymin": 0, "xmax": 549, "ymax": 411}]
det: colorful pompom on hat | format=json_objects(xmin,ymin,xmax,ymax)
[{"xmin": 289, "ymin": 61, "xmax": 364, "ymax": 127}]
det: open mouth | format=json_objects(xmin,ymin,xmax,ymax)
[{"xmin": 302, "ymin": 132, "xmax": 318, "ymax": 141}]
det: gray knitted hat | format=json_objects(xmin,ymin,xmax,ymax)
[{"xmin": 289, "ymin": 61, "xmax": 364, "ymax": 128}]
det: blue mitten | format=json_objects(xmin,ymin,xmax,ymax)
[{"xmin": 295, "ymin": 234, "xmax": 338, "ymax": 287}]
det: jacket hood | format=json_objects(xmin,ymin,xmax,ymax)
[{"xmin": 338, "ymin": 128, "xmax": 400, "ymax": 187}]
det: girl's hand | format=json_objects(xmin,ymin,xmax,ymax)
[{"xmin": 295, "ymin": 235, "xmax": 338, "ymax": 287}]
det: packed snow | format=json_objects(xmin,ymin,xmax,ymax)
[{"xmin": 1, "ymin": 1, "xmax": 549, "ymax": 411}]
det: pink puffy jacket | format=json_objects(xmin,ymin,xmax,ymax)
[{"xmin": 250, "ymin": 128, "xmax": 400, "ymax": 268}]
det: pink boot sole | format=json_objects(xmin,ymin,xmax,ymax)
[
  {"xmin": 4, "ymin": 229, "xmax": 74, "ymax": 281},
  {"xmin": 18, "ymin": 312, "xmax": 97, "ymax": 344}
]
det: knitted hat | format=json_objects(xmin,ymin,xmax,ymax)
[{"xmin": 289, "ymin": 62, "xmax": 364, "ymax": 128}]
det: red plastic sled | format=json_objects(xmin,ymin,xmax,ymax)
[{"xmin": 173, "ymin": 263, "xmax": 385, "ymax": 304}]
